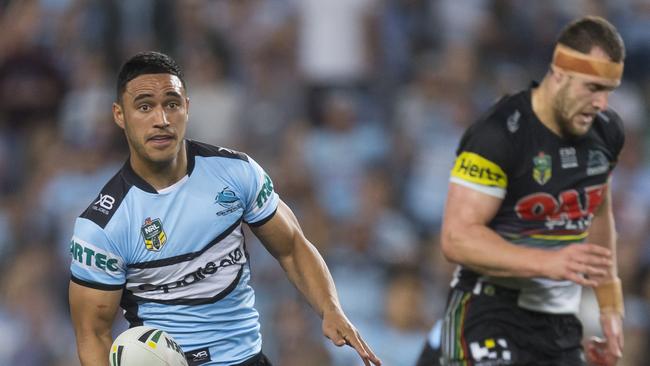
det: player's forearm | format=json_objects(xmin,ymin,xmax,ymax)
[
  {"xmin": 76, "ymin": 331, "xmax": 112, "ymax": 366},
  {"xmin": 277, "ymin": 238, "xmax": 341, "ymax": 317},
  {"xmin": 587, "ymin": 189, "xmax": 623, "ymax": 316},
  {"xmin": 586, "ymin": 209, "xmax": 617, "ymax": 278},
  {"xmin": 441, "ymin": 223, "xmax": 547, "ymax": 278}
]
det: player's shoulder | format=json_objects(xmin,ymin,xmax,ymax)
[
  {"xmin": 463, "ymin": 90, "xmax": 530, "ymax": 144},
  {"xmin": 187, "ymin": 140, "xmax": 265, "ymax": 190},
  {"xmin": 592, "ymin": 108, "xmax": 625, "ymax": 153},
  {"xmin": 187, "ymin": 140, "xmax": 249, "ymax": 162},
  {"xmin": 593, "ymin": 108, "xmax": 624, "ymax": 136},
  {"xmin": 79, "ymin": 166, "xmax": 133, "ymax": 230}
]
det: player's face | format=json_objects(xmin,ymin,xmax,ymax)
[
  {"xmin": 553, "ymin": 49, "xmax": 619, "ymax": 138},
  {"xmin": 113, "ymin": 74, "xmax": 189, "ymax": 166}
]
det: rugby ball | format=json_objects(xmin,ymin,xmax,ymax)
[{"xmin": 109, "ymin": 326, "xmax": 188, "ymax": 366}]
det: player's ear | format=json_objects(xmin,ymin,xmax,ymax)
[{"xmin": 113, "ymin": 102, "xmax": 125, "ymax": 129}]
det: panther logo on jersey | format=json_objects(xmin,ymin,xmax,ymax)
[
  {"xmin": 587, "ymin": 150, "xmax": 609, "ymax": 176},
  {"xmin": 141, "ymin": 217, "xmax": 167, "ymax": 251}
]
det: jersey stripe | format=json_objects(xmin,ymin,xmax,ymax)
[
  {"xmin": 529, "ymin": 233, "xmax": 588, "ymax": 240},
  {"xmin": 247, "ymin": 208, "xmax": 277, "ymax": 227},
  {"xmin": 450, "ymin": 177, "xmax": 506, "ymax": 198},
  {"xmin": 70, "ymin": 275, "xmax": 124, "ymax": 291},
  {"xmin": 128, "ymin": 219, "xmax": 242, "ymax": 269},
  {"xmin": 124, "ymin": 266, "xmax": 244, "ymax": 306},
  {"xmin": 442, "ymin": 290, "xmax": 473, "ymax": 365}
]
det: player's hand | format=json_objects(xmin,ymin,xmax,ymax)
[
  {"xmin": 586, "ymin": 333, "xmax": 621, "ymax": 366},
  {"xmin": 541, "ymin": 243, "xmax": 612, "ymax": 287},
  {"xmin": 322, "ymin": 307, "xmax": 382, "ymax": 366},
  {"xmin": 586, "ymin": 310, "xmax": 623, "ymax": 366}
]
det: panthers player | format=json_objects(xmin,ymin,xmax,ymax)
[
  {"xmin": 431, "ymin": 16, "xmax": 626, "ymax": 366},
  {"xmin": 68, "ymin": 51, "xmax": 381, "ymax": 366}
]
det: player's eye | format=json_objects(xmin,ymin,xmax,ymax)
[
  {"xmin": 168, "ymin": 102, "xmax": 179, "ymax": 109},
  {"xmin": 138, "ymin": 104, "xmax": 152, "ymax": 112}
]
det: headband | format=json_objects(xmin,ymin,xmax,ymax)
[{"xmin": 552, "ymin": 44, "xmax": 623, "ymax": 81}]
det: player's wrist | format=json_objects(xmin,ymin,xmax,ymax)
[
  {"xmin": 320, "ymin": 300, "xmax": 343, "ymax": 318},
  {"xmin": 594, "ymin": 277, "xmax": 624, "ymax": 317},
  {"xmin": 527, "ymin": 248, "xmax": 550, "ymax": 278}
]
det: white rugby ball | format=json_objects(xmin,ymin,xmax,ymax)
[{"xmin": 109, "ymin": 326, "xmax": 188, "ymax": 366}]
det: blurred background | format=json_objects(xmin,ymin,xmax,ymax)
[{"xmin": 0, "ymin": 0, "xmax": 649, "ymax": 365}]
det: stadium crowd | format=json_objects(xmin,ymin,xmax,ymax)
[{"xmin": 0, "ymin": 0, "xmax": 649, "ymax": 365}]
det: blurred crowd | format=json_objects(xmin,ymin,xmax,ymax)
[{"xmin": 1, "ymin": 0, "xmax": 650, "ymax": 365}]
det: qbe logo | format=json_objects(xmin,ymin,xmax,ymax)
[{"xmin": 93, "ymin": 194, "xmax": 115, "ymax": 214}]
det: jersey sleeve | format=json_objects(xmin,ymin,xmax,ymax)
[
  {"xmin": 239, "ymin": 156, "xmax": 280, "ymax": 226},
  {"xmin": 449, "ymin": 118, "xmax": 514, "ymax": 198},
  {"xmin": 69, "ymin": 217, "xmax": 126, "ymax": 290}
]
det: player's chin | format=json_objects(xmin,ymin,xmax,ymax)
[
  {"xmin": 145, "ymin": 149, "xmax": 178, "ymax": 165},
  {"xmin": 569, "ymin": 120, "xmax": 592, "ymax": 136}
]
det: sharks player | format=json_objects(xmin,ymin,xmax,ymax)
[
  {"xmin": 434, "ymin": 16, "xmax": 626, "ymax": 366},
  {"xmin": 68, "ymin": 51, "xmax": 381, "ymax": 366}
]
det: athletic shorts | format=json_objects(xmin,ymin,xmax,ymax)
[
  {"xmin": 232, "ymin": 352, "xmax": 273, "ymax": 366},
  {"xmin": 183, "ymin": 351, "xmax": 271, "ymax": 366},
  {"xmin": 416, "ymin": 341, "xmax": 443, "ymax": 366},
  {"xmin": 440, "ymin": 282, "xmax": 585, "ymax": 366}
]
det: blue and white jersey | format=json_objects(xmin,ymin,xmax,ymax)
[{"xmin": 69, "ymin": 140, "xmax": 279, "ymax": 366}]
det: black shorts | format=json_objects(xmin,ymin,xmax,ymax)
[
  {"xmin": 183, "ymin": 350, "xmax": 272, "ymax": 366},
  {"xmin": 232, "ymin": 352, "xmax": 273, "ymax": 366},
  {"xmin": 416, "ymin": 341, "xmax": 443, "ymax": 366},
  {"xmin": 440, "ymin": 283, "xmax": 585, "ymax": 366}
]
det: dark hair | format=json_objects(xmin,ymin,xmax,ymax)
[
  {"xmin": 116, "ymin": 51, "xmax": 186, "ymax": 101},
  {"xmin": 556, "ymin": 16, "xmax": 625, "ymax": 62}
]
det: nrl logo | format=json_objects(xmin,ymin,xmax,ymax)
[
  {"xmin": 532, "ymin": 152, "xmax": 551, "ymax": 185},
  {"xmin": 141, "ymin": 217, "xmax": 167, "ymax": 251}
]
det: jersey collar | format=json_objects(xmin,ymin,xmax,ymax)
[{"xmin": 120, "ymin": 140, "xmax": 197, "ymax": 194}]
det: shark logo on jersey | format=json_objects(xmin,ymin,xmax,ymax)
[
  {"xmin": 532, "ymin": 152, "xmax": 551, "ymax": 185},
  {"xmin": 141, "ymin": 217, "xmax": 167, "ymax": 251},
  {"xmin": 214, "ymin": 187, "xmax": 243, "ymax": 216}
]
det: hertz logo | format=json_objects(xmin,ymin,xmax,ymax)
[{"xmin": 451, "ymin": 152, "xmax": 508, "ymax": 188}]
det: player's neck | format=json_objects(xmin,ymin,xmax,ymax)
[
  {"xmin": 130, "ymin": 144, "xmax": 188, "ymax": 191},
  {"xmin": 531, "ymin": 79, "xmax": 563, "ymax": 137}
]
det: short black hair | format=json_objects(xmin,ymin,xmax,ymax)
[
  {"xmin": 557, "ymin": 16, "xmax": 625, "ymax": 62},
  {"xmin": 116, "ymin": 51, "xmax": 186, "ymax": 101}
]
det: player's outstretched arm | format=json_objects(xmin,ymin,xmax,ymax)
[
  {"xmin": 251, "ymin": 200, "xmax": 382, "ymax": 366},
  {"xmin": 586, "ymin": 182, "xmax": 623, "ymax": 364},
  {"xmin": 441, "ymin": 182, "xmax": 613, "ymax": 286},
  {"xmin": 69, "ymin": 281, "xmax": 122, "ymax": 366}
]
